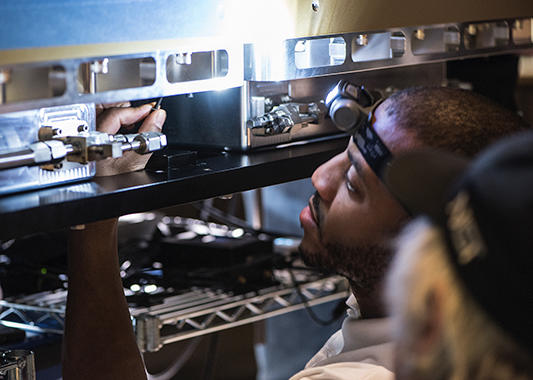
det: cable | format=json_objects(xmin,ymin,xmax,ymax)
[
  {"xmin": 191, "ymin": 201, "xmax": 289, "ymax": 237},
  {"xmin": 288, "ymin": 267, "xmax": 345, "ymax": 326},
  {"xmin": 202, "ymin": 333, "xmax": 219, "ymax": 380},
  {"xmin": 146, "ymin": 336, "xmax": 203, "ymax": 380}
]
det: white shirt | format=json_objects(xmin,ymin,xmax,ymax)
[
  {"xmin": 290, "ymin": 295, "xmax": 394, "ymax": 380},
  {"xmin": 289, "ymin": 362, "xmax": 393, "ymax": 380}
]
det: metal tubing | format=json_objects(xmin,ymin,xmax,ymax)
[{"xmin": 0, "ymin": 149, "xmax": 35, "ymax": 170}]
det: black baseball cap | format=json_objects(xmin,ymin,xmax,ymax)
[{"xmin": 382, "ymin": 131, "xmax": 533, "ymax": 354}]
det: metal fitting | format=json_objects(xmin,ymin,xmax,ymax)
[
  {"xmin": 38, "ymin": 126, "xmax": 63, "ymax": 141},
  {"xmin": 77, "ymin": 124, "xmax": 89, "ymax": 133},
  {"xmin": 133, "ymin": 132, "xmax": 168, "ymax": 154},
  {"xmin": 28, "ymin": 140, "xmax": 68, "ymax": 164}
]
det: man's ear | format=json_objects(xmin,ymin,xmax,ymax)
[{"xmin": 414, "ymin": 283, "xmax": 444, "ymax": 353}]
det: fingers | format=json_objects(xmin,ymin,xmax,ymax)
[
  {"xmin": 95, "ymin": 151, "xmax": 151, "ymax": 177},
  {"xmin": 94, "ymin": 103, "xmax": 166, "ymax": 177},
  {"xmin": 95, "ymin": 102, "xmax": 131, "ymax": 117},
  {"xmin": 139, "ymin": 109, "xmax": 166, "ymax": 133},
  {"xmin": 96, "ymin": 103, "xmax": 153, "ymax": 134}
]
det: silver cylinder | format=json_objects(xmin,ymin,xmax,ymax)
[{"xmin": 0, "ymin": 149, "xmax": 36, "ymax": 170}]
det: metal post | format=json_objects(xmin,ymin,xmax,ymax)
[
  {"xmin": 1, "ymin": 350, "xmax": 35, "ymax": 380},
  {"xmin": 0, "ymin": 69, "xmax": 10, "ymax": 105}
]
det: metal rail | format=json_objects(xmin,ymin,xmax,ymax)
[
  {"xmin": 0, "ymin": 16, "xmax": 531, "ymax": 115},
  {"xmin": 0, "ymin": 274, "xmax": 349, "ymax": 352}
]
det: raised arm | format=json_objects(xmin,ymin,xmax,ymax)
[
  {"xmin": 63, "ymin": 219, "xmax": 147, "ymax": 380},
  {"xmin": 62, "ymin": 104, "xmax": 166, "ymax": 380}
]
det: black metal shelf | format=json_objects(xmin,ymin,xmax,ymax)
[{"xmin": 0, "ymin": 137, "xmax": 347, "ymax": 240}]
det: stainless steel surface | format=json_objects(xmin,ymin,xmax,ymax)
[
  {"xmin": 247, "ymin": 102, "xmax": 326, "ymax": 136},
  {"xmin": 164, "ymin": 15, "xmax": 533, "ymax": 151},
  {"xmin": 244, "ymin": 18, "xmax": 533, "ymax": 81},
  {"xmin": 0, "ymin": 104, "xmax": 95, "ymax": 195},
  {"xmin": 0, "ymin": 140, "xmax": 69, "ymax": 170},
  {"xmin": 61, "ymin": 131, "xmax": 167, "ymax": 164},
  {"xmin": 163, "ymin": 63, "xmax": 445, "ymax": 150},
  {"xmin": 0, "ymin": 274, "xmax": 349, "ymax": 353},
  {"xmin": 0, "ymin": 101, "xmax": 166, "ymax": 193},
  {"xmin": 0, "ymin": 3, "xmax": 530, "ymax": 114},
  {"xmin": 0, "ymin": 42, "xmax": 244, "ymax": 115},
  {"xmin": 0, "ymin": 149, "xmax": 35, "ymax": 171},
  {"xmin": 132, "ymin": 132, "xmax": 168, "ymax": 154}
]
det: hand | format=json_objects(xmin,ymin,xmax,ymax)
[{"xmin": 95, "ymin": 102, "xmax": 167, "ymax": 176}]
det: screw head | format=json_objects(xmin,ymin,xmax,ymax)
[{"xmin": 312, "ymin": 0, "xmax": 319, "ymax": 12}]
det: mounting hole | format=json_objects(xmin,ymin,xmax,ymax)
[{"xmin": 312, "ymin": 0, "xmax": 319, "ymax": 12}]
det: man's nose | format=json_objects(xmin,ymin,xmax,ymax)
[{"xmin": 311, "ymin": 152, "xmax": 345, "ymax": 203}]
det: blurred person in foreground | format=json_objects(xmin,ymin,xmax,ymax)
[
  {"xmin": 384, "ymin": 132, "xmax": 533, "ymax": 380},
  {"xmin": 292, "ymin": 129, "xmax": 533, "ymax": 379}
]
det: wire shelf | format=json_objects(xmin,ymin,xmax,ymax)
[{"xmin": 0, "ymin": 273, "xmax": 349, "ymax": 352}]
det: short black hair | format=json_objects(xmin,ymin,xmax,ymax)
[{"xmin": 383, "ymin": 87, "xmax": 530, "ymax": 157}]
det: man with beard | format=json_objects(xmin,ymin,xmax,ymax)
[
  {"xmin": 293, "ymin": 86, "xmax": 528, "ymax": 377},
  {"xmin": 63, "ymin": 87, "xmax": 528, "ymax": 380}
]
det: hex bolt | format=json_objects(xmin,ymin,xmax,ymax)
[
  {"xmin": 467, "ymin": 24, "xmax": 477, "ymax": 35},
  {"xmin": 88, "ymin": 58, "xmax": 109, "ymax": 94},
  {"xmin": 0, "ymin": 69, "xmax": 10, "ymax": 104},
  {"xmin": 356, "ymin": 34, "xmax": 369, "ymax": 46},
  {"xmin": 0, "ymin": 69, "xmax": 11, "ymax": 85},
  {"xmin": 78, "ymin": 124, "xmax": 89, "ymax": 133},
  {"xmin": 175, "ymin": 52, "xmax": 192, "ymax": 65}
]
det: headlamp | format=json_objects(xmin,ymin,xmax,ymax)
[{"xmin": 326, "ymin": 81, "xmax": 392, "ymax": 179}]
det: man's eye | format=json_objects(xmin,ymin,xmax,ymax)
[
  {"xmin": 345, "ymin": 172, "xmax": 360, "ymax": 195},
  {"xmin": 346, "ymin": 178, "xmax": 357, "ymax": 193}
]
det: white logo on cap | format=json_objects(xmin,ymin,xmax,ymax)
[{"xmin": 446, "ymin": 191, "xmax": 486, "ymax": 265}]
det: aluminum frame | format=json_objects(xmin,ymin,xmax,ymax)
[
  {"xmin": 0, "ymin": 40, "xmax": 244, "ymax": 115},
  {"xmin": 245, "ymin": 19, "xmax": 533, "ymax": 81}
]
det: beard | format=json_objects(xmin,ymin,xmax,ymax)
[
  {"xmin": 299, "ymin": 239, "xmax": 393, "ymax": 295},
  {"xmin": 300, "ymin": 191, "xmax": 397, "ymax": 295}
]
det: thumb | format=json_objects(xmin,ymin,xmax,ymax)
[{"xmin": 139, "ymin": 109, "xmax": 166, "ymax": 133}]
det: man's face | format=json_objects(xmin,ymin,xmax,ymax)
[{"xmin": 299, "ymin": 103, "xmax": 417, "ymax": 290}]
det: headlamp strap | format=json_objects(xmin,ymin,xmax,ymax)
[{"xmin": 352, "ymin": 118, "xmax": 392, "ymax": 180}]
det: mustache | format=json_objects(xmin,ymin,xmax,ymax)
[{"xmin": 312, "ymin": 191, "xmax": 322, "ymax": 228}]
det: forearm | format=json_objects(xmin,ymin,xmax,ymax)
[{"xmin": 63, "ymin": 219, "xmax": 146, "ymax": 380}]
